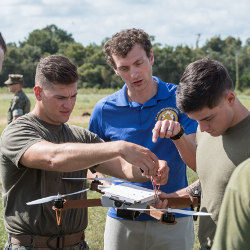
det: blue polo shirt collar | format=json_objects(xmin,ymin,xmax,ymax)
[{"xmin": 114, "ymin": 77, "xmax": 171, "ymax": 107}]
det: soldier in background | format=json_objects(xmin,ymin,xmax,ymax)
[{"xmin": 4, "ymin": 74, "xmax": 31, "ymax": 124}]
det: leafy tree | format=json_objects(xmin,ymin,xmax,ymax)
[
  {"xmin": 62, "ymin": 43, "xmax": 86, "ymax": 66},
  {"xmin": 21, "ymin": 25, "xmax": 74, "ymax": 55},
  {"xmin": 23, "ymin": 29, "xmax": 58, "ymax": 55},
  {"xmin": 203, "ymin": 36, "xmax": 225, "ymax": 54}
]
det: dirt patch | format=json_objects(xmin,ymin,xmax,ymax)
[
  {"xmin": 68, "ymin": 115, "xmax": 90, "ymax": 125},
  {"xmin": 0, "ymin": 118, "xmax": 7, "ymax": 125}
]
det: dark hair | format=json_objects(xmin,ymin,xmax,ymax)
[
  {"xmin": 35, "ymin": 55, "xmax": 78, "ymax": 87},
  {"xmin": 176, "ymin": 57, "xmax": 234, "ymax": 113},
  {"xmin": 103, "ymin": 28, "xmax": 152, "ymax": 69},
  {"xmin": 0, "ymin": 32, "xmax": 7, "ymax": 53}
]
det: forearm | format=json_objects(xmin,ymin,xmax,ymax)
[
  {"xmin": 165, "ymin": 179, "xmax": 201, "ymax": 198},
  {"xmin": 172, "ymin": 133, "xmax": 196, "ymax": 171},
  {"xmin": 21, "ymin": 141, "xmax": 123, "ymax": 172},
  {"xmin": 96, "ymin": 157, "xmax": 148, "ymax": 183}
]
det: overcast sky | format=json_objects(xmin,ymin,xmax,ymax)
[{"xmin": 0, "ymin": 0, "xmax": 249, "ymax": 48}]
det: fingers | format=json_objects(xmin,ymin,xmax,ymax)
[
  {"xmin": 120, "ymin": 141, "xmax": 161, "ymax": 178},
  {"xmin": 139, "ymin": 154, "xmax": 158, "ymax": 177},
  {"xmin": 128, "ymin": 144, "xmax": 159, "ymax": 177},
  {"xmin": 155, "ymin": 194, "xmax": 169, "ymax": 209},
  {"xmin": 152, "ymin": 121, "xmax": 161, "ymax": 143},
  {"xmin": 162, "ymin": 120, "xmax": 173, "ymax": 137},
  {"xmin": 151, "ymin": 160, "xmax": 169, "ymax": 185},
  {"xmin": 152, "ymin": 175, "xmax": 167, "ymax": 185},
  {"xmin": 140, "ymin": 148, "xmax": 159, "ymax": 177},
  {"xmin": 152, "ymin": 120, "xmax": 181, "ymax": 142},
  {"xmin": 158, "ymin": 192, "xmax": 169, "ymax": 199}
]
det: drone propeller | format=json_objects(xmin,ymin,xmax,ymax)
[
  {"xmin": 26, "ymin": 188, "xmax": 89, "ymax": 206},
  {"xmin": 62, "ymin": 177, "xmax": 125, "ymax": 183},
  {"xmin": 127, "ymin": 207, "xmax": 212, "ymax": 216}
]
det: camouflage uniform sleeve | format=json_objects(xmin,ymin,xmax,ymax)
[{"xmin": 10, "ymin": 95, "xmax": 25, "ymax": 117}]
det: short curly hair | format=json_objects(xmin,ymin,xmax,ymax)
[{"xmin": 103, "ymin": 28, "xmax": 152, "ymax": 69}]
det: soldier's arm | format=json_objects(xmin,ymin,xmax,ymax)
[
  {"xmin": 160, "ymin": 179, "xmax": 201, "ymax": 198},
  {"xmin": 155, "ymin": 179, "xmax": 201, "ymax": 209},
  {"xmin": 20, "ymin": 140, "xmax": 159, "ymax": 176},
  {"xmin": 11, "ymin": 96, "xmax": 24, "ymax": 121}
]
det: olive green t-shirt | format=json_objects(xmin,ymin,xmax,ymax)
[
  {"xmin": 7, "ymin": 90, "xmax": 31, "ymax": 124},
  {"xmin": 196, "ymin": 115, "xmax": 250, "ymax": 248},
  {"xmin": 0, "ymin": 113, "xmax": 102, "ymax": 236},
  {"xmin": 212, "ymin": 158, "xmax": 250, "ymax": 250}
]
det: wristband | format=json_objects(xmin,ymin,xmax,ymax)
[{"xmin": 170, "ymin": 124, "xmax": 185, "ymax": 140}]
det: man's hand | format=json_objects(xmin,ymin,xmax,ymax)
[
  {"xmin": 154, "ymin": 192, "xmax": 169, "ymax": 208},
  {"xmin": 151, "ymin": 160, "xmax": 169, "ymax": 185},
  {"xmin": 118, "ymin": 141, "xmax": 159, "ymax": 177},
  {"xmin": 152, "ymin": 120, "xmax": 182, "ymax": 143}
]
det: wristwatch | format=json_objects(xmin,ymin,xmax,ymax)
[{"xmin": 170, "ymin": 124, "xmax": 185, "ymax": 140}]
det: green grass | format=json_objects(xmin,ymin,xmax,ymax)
[{"xmin": 0, "ymin": 90, "xmax": 249, "ymax": 249}]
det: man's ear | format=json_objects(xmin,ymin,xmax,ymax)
[
  {"xmin": 34, "ymin": 86, "xmax": 42, "ymax": 100},
  {"xmin": 149, "ymin": 50, "xmax": 154, "ymax": 65},
  {"xmin": 226, "ymin": 90, "xmax": 235, "ymax": 106}
]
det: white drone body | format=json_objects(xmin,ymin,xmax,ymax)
[
  {"xmin": 99, "ymin": 182, "xmax": 211, "ymax": 217},
  {"xmin": 99, "ymin": 182, "xmax": 156, "ymax": 210}
]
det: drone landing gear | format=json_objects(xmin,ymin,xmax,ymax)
[{"xmin": 52, "ymin": 198, "xmax": 65, "ymax": 226}]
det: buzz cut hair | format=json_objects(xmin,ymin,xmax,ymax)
[
  {"xmin": 35, "ymin": 55, "xmax": 78, "ymax": 88},
  {"xmin": 103, "ymin": 28, "xmax": 152, "ymax": 69}
]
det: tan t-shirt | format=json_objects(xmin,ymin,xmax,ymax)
[
  {"xmin": 196, "ymin": 115, "xmax": 250, "ymax": 248},
  {"xmin": 212, "ymin": 158, "xmax": 250, "ymax": 250},
  {"xmin": 0, "ymin": 113, "xmax": 102, "ymax": 236}
]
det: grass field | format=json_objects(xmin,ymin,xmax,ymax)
[{"xmin": 0, "ymin": 88, "xmax": 249, "ymax": 249}]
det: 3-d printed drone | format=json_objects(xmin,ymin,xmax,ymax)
[{"xmin": 27, "ymin": 177, "xmax": 210, "ymax": 225}]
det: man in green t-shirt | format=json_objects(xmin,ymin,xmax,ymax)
[
  {"xmin": 4, "ymin": 74, "xmax": 31, "ymax": 124},
  {"xmin": 154, "ymin": 57, "xmax": 250, "ymax": 249},
  {"xmin": 212, "ymin": 158, "xmax": 250, "ymax": 250},
  {"xmin": 0, "ymin": 55, "xmax": 168, "ymax": 249}
]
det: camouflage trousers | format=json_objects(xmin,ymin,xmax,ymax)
[{"xmin": 4, "ymin": 238, "xmax": 89, "ymax": 250}]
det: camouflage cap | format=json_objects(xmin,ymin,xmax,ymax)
[{"xmin": 4, "ymin": 74, "xmax": 24, "ymax": 85}]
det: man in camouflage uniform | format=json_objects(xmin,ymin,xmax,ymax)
[{"xmin": 4, "ymin": 74, "xmax": 31, "ymax": 124}]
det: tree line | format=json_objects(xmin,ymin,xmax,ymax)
[{"xmin": 1, "ymin": 24, "xmax": 249, "ymax": 90}]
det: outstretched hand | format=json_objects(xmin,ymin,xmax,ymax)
[
  {"xmin": 119, "ymin": 141, "xmax": 159, "ymax": 177},
  {"xmin": 152, "ymin": 120, "xmax": 182, "ymax": 143}
]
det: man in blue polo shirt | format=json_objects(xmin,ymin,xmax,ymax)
[{"xmin": 89, "ymin": 28, "xmax": 197, "ymax": 250}]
